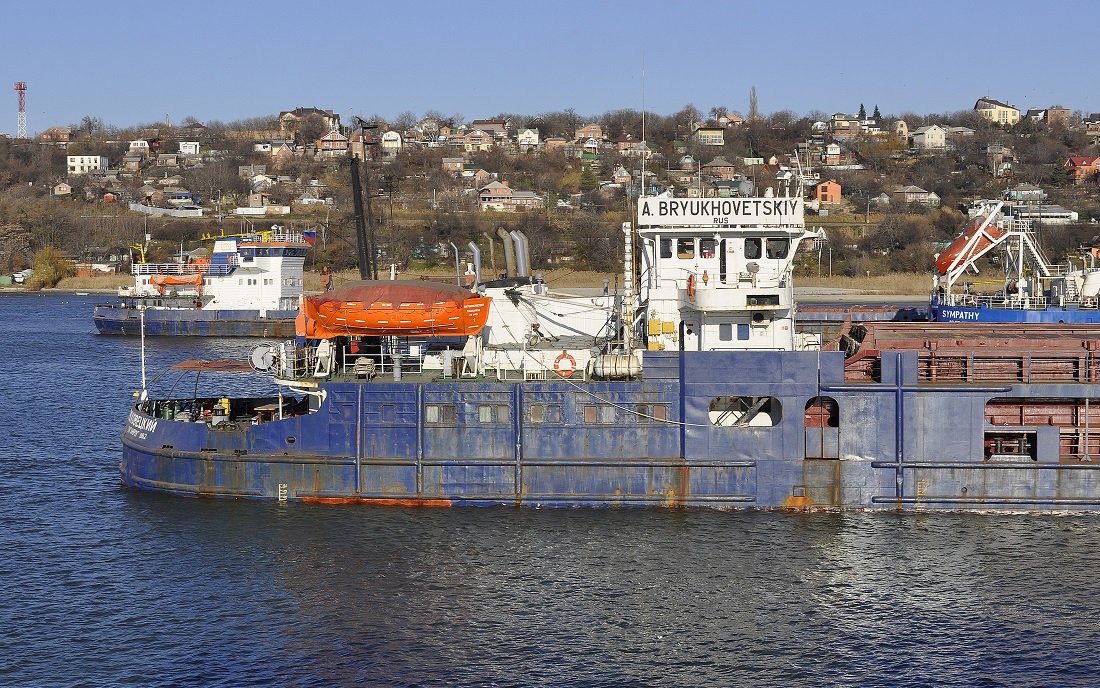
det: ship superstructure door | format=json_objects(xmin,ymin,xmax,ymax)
[{"xmin": 805, "ymin": 396, "xmax": 839, "ymax": 459}]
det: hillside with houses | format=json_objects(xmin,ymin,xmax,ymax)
[{"xmin": 2, "ymin": 97, "xmax": 1099, "ymax": 285}]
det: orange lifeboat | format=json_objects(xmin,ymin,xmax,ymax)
[
  {"xmin": 149, "ymin": 273, "xmax": 204, "ymax": 295},
  {"xmin": 935, "ymin": 215, "xmax": 1004, "ymax": 275},
  {"xmin": 297, "ymin": 281, "xmax": 491, "ymax": 339}
]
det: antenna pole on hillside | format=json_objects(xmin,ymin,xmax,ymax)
[
  {"xmin": 349, "ymin": 155, "xmax": 371, "ymax": 280},
  {"xmin": 350, "ymin": 118, "xmax": 380, "ymax": 280}
]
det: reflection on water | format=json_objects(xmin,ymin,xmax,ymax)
[{"xmin": 1, "ymin": 294, "xmax": 1098, "ymax": 686}]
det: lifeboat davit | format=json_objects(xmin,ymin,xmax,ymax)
[
  {"xmin": 297, "ymin": 280, "xmax": 491, "ymax": 338},
  {"xmin": 935, "ymin": 215, "xmax": 1004, "ymax": 275}
]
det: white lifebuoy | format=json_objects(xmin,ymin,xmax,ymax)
[
  {"xmin": 553, "ymin": 350, "xmax": 577, "ymax": 377},
  {"xmin": 1084, "ymin": 297, "xmax": 1097, "ymax": 309}
]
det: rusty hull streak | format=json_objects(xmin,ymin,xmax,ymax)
[{"xmin": 302, "ymin": 496, "xmax": 454, "ymax": 507}]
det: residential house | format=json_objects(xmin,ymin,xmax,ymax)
[
  {"xmin": 891, "ymin": 185, "xmax": 941, "ymax": 206},
  {"xmin": 717, "ymin": 113, "xmax": 743, "ymax": 128},
  {"xmin": 462, "ymin": 129, "xmax": 493, "ymax": 153},
  {"xmin": 611, "ymin": 165, "xmax": 631, "ymax": 185},
  {"xmin": 945, "ymin": 126, "xmax": 975, "ymax": 138},
  {"xmin": 679, "ymin": 155, "xmax": 697, "ymax": 172},
  {"xmin": 544, "ymin": 136, "xmax": 568, "ymax": 152},
  {"xmin": 239, "ymin": 164, "xmax": 267, "ymax": 178},
  {"xmin": 813, "ymin": 179, "xmax": 842, "ymax": 204},
  {"xmin": 463, "ymin": 166, "xmax": 493, "ymax": 188},
  {"xmin": 470, "ymin": 119, "xmax": 508, "ymax": 140},
  {"xmin": 1003, "ymin": 183, "xmax": 1048, "ymax": 204},
  {"xmin": 156, "ymin": 153, "xmax": 181, "ymax": 168},
  {"xmin": 477, "ymin": 180, "xmax": 543, "ymax": 212},
  {"xmin": 179, "ymin": 141, "xmax": 200, "ymax": 156},
  {"xmin": 830, "ymin": 113, "xmax": 862, "ymax": 139},
  {"xmin": 52, "ymin": 182, "xmax": 72, "ymax": 197},
  {"xmin": 317, "ymin": 130, "xmax": 350, "ymax": 157},
  {"xmin": 67, "ymin": 155, "xmax": 108, "ymax": 175},
  {"xmin": 701, "ymin": 157, "xmax": 736, "ymax": 180},
  {"xmin": 517, "ymin": 128, "xmax": 539, "ymax": 152},
  {"xmin": 128, "ymin": 140, "xmax": 151, "ymax": 154},
  {"xmin": 1085, "ymin": 114, "xmax": 1100, "ymax": 138},
  {"xmin": 348, "ymin": 130, "xmax": 376, "ymax": 159},
  {"xmin": 693, "ymin": 123, "xmax": 724, "ymax": 146},
  {"xmin": 1047, "ymin": 108, "xmax": 1071, "ymax": 127},
  {"xmin": 909, "ymin": 124, "xmax": 946, "ymax": 151},
  {"xmin": 1064, "ymin": 156, "xmax": 1100, "ymax": 184},
  {"xmin": 442, "ymin": 157, "xmax": 465, "ymax": 175},
  {"xmin": 574, "ymin": 123, "xmax": 603, "ymax": 141},
  {"xmin": 279, "ymin": 107, "xmax": 340, "ymax": 141},
  {"xmin": 122, "ymin": 152, "xmax": 144, "ymax": 174},
  {"xmin": 249, "ymin": 174, "xmax": 276, "ymax": 191},
  {"xmin": 271, "ymin": 141, "xmax": 295, "ymax": 166},
  {"xmin": 614, "ymin": 134, "xmax": 649, "ymax": 158},
  {"xmin": 894, "ymin": 120, "xmax": 909, "ymax": 142},
  {"xmin": 974, "ymin": 97, "xmax": 1020, "ymax": 126},
  {"xmin": 40, "ymin": 126, "xmax": 71, "ymax": 145}
]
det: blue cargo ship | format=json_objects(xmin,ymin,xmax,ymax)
[
  {"xmin": 94, "ymin": 227, "xmax": 308, "ymax": 337},
  {"xmin": 120, "ymin": 195, "xmax": 1100, "ymax": 511}
]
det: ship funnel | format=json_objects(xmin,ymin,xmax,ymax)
[
  {"xmin": 497, "ymin": 227, "xmax": 516, "ymax": 278},
  {"xmin": 509, "ymin": 230, "xmax": 530, "ymax": 277},
  {"xmin": 467, "ymin": 242, "xmax": 482, "ymax": 284}
]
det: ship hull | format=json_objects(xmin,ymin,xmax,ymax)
[
  {"xmin": 120, "ymin": 350, "xmax": 1100, "ymax": 511},
  {"xmin": 94, "ymin": 306, "xmax": 298, "ymax": 337},
  {"xmin": 931, "ymin": 304, "xmax": 1100, "ymax": 324}
]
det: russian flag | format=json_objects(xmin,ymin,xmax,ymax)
[{"xmin": 302, "ymin": 230, "xmax": 316, "ymax": 246}]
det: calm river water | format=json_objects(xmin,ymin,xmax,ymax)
[{"xmin": 2, "ymin": 293, "xmax": 1099, "ymax": 687}]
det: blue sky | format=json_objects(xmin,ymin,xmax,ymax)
[{"xmin": 3, "ymin": 0, "xmax": 1096, "ymax": 135}]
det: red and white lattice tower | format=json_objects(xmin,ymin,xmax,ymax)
[{"xmin": 14, "ymin": 82, "xmax": 27, "ymax": 139}]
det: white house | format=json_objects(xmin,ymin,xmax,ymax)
[
  {"xmin": 909, "ymin": 124, "xmax": 946, "ymax": 151},
  {"xmin": 128, "ymin": 140, "xmax": 150, "ymax": 153},
  {"xmin": 67, "ymin": 155, "xmax": 108, "ymax": 174},
  {"xmin": 380, "ymin": 130, "xmax": 403, "ymax": 157},
  {"xmin": 179, "ymin": 141, "xmax": 200, "ymax": 155},
  {"xmin": 517, "ymin": 128, "xmax": 540, "ymax": 151}
]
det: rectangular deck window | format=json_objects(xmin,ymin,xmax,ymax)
[{"xmin": 425, "ymin": 404, "xmax": 457, "ymax": 424}]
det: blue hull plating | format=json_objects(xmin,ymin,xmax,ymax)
[
  {"xmin": 931, "ymin": 303, "xmax": 1100, "ymax": 324},
  {"xmin": 94, "ymin": 306, "xmax": 297, "ymax": 337},
  {"xmin": 120, "ymin": 350, "xmax": 1100, "ymax": 511}
]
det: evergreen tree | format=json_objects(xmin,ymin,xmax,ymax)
[
  {"xmin": 858, "ymin": 103, "xmax": 866, "ymax": 119},
  {"xmin": 873, "ymin": 105, "xmax": 881, "ymax": 119}
]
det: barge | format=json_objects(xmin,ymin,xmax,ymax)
[{"xmin": 120, "ymin": 195, "xmax": 1100, "ymax": 510}]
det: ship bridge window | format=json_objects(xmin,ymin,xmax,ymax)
[
  {"xmin": 709, "ymin": 396, "xmax": 781, "ymax": 427},
  {"xmin": 660, "ymin": 238, "xmax": 673, "ymax": 259},
  {"xmin": 676, "ymin": 238, "xmax": 695, "ymax": 259},
  {"xmin": 766, "ymin": 238, "xmax": 789, "ymax": 259},
  {"xmin": 700, "ymin": 238, "xmax": 716, "ymax": 259},
  {"xmin": 744, "ymin": 238, "xmax": 762, "ymax": 259}
]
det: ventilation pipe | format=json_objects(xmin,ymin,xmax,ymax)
[
  {"xmin": 497, "ymin": 227, "xmax": 516, "ymax": 278},
  {"xmin": 509, "ymin": 230, "xmax": 530, "ymax": 277},
  {"xmin": 467, "ymin": 241, "xmax": 482, "ymax": 284}
]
